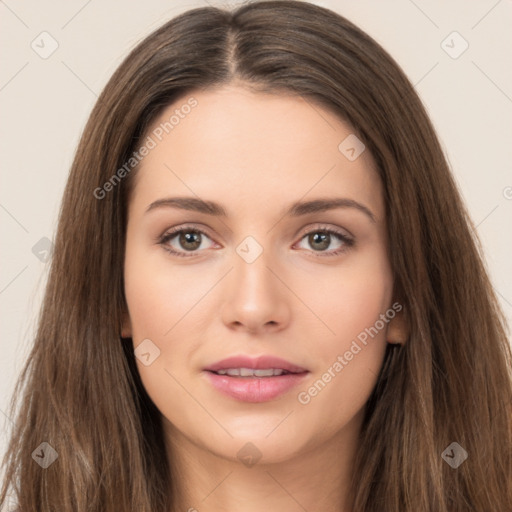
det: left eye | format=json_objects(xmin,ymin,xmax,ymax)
[
  {"xmin": 295, "ymin": 229, "xmax": 353, "ymax": 256},
  {"xmin": 158, "ymin": 226, "xmax": 353, "ymax": 258}
]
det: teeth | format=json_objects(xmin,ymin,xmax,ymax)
[
  {"xmin": 215, "ymin": 368, "xmax": 288, "ymax": 377},
  {"xmin": 253, "ymin": 368, "xmax": 279, "ymax": 377}
]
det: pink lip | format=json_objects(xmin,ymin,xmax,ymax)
[
  {"xmin": 203, "ymin": 355, "xmax": 308, "ymax": 373},
  {"xmin": 203, "ymin": 355, "xmax": 309, "ymax": 403}
]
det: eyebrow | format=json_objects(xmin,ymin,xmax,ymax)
[{"xmin": 145, "ymin": 196, "xmax": 376, "ymax": 223}]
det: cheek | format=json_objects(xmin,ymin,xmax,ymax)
[
  {"xmin": 293, "ymin": 250, "xmax": 393, "ymax": 424},
  {"xmin": 123, "ymin": 243, "xmax": 216, "ymax": 397},
  {"xmin": 123, "ymin": 242, "xmax": 208, "ymax": 339},
  {"xmin": 295, "ymin": 248, "xmax": 393, "ymax": 351},
  {"xmin": 123, "ymin": 248, "xmax": 204, "ymax": 424}
]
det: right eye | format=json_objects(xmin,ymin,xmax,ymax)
[{"xmin": 158, "ymin": 226, "xmax": 218, "ymax": 257}]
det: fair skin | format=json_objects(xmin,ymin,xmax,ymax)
[{"xmin": 122, "ymin": 83, "xmax": 406, "ymax": 512}]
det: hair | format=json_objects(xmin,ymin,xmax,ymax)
[{"xmin": 1, "ymin": 1, "xmax": 511, "ymax": 510}]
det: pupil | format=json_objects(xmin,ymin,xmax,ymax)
[
  {"xmin": 310, "ymin": 232, "xmax": 329, "ymax": 251},
  {"xmin": 180, "ymin": 231, "xmax": 201, "ymax": 251}
]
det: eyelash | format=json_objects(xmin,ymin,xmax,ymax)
[{"xmin": 157, "ymin": 224, "xmax": 355, "ymax": 259}]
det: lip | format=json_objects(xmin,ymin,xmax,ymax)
[
  {"xmin": 203, "ymin": 355, "xmax": 308, "ymax": 374},
  {"xmin": 203, "ymin": 355, "xmax": 309, "ymax": 403}
]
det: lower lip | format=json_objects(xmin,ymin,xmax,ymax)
[{"xmin": 203, "ymin": 371, "xmax": 309, "ymax": 402}]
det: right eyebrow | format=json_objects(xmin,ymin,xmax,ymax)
[{"xmin": 145, "ymin": 197, "xmax": 227, "ymax": 216}]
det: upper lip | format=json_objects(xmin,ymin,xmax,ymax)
[{"xmin": 203, "ymin": 355, "xmax": 308, "ymax": 374}]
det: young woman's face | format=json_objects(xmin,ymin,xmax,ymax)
[{"xmin": 122, "ymin": 84, "xmax": 399, "ymax": 464}]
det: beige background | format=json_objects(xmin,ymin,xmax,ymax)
[{"xmin": 1, "ymin": 0, "xmax": 511, "ymax": 465}]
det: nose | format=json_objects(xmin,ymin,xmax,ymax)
[{"xmin": 220, "ymin": 246, "xmax": 291, "ymax": 335}]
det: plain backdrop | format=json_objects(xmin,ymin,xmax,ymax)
[{"xmin": 1, "ymin": 0, "xmax": 511, "ymax": 467}]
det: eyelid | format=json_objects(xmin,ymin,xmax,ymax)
[
  {"xmin": 295, "ymin": 222, "xmax": 353, "ymax": 240},
  {"xmin": 158, "ymin": 223, "xmax": 216, "ymax": 242},
  {"xmin": 159, "ymin": 222, "xmax": 353, "ymax": 242}
]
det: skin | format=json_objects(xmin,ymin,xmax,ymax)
[{"xmin": 121, "ymin": 83, "xmax": 407, "ymax": 512}]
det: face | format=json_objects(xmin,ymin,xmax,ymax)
[{"xmin": 122, "ymin": 84, "xmax": 402, "ymax": 465}]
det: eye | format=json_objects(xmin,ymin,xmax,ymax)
[
  {"xmin": 294, "ymin": 225, "xmax": 354, "ymax": 257},
  {"xmin": 157, "ymin": 224, "xmax": 354, "ymax": 259},
  {"xmin": 158, "ymin": 226, "xmax": 217, "ymax": 257}
]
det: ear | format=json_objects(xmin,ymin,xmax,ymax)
[
  {"xmin": 386, "ymin": 307, "xmax": 408, "ymax": 345},
  {"xmin": 120, "ymin": 309, "xmax": 132, "ymax": 339}
]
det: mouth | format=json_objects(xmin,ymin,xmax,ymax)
[
  {"xmin": 206, "ymin": 367, "xmax": 301, "ymax": 377},
  {"xmin": 202, "ymin": 355, "xmax": 309, "ymax": 402}
]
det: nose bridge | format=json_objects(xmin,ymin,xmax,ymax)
[
  {"xmin": 220, "ymin": 234, "xmax": 290, "ymax": 331},
  {"xmin": 232, "ymin": 235, "xmax": 278, "ymax": 303}
]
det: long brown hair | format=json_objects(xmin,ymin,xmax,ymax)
[{"xmin": 2, "ymin": 1, "xmax": 511, "ymax": 510}]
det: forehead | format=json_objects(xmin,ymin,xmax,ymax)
[{"xmin": 129, "ymin": 85, "xmax": 383, "ymax": 221}]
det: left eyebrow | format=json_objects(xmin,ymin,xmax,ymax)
[
  {"xmin": 285, "ymin": 198, "xmax": 376, "ymax": 223},
  {"xmin": 144, "ymin": 196, "xmax": 376, "ymax": 223}
]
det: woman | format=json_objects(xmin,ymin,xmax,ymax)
[{"xmin": 1, "ymin": 1, "xmax": 511, "ymax": 510}]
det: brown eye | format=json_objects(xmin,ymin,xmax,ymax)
[
  {"xmin": 159, "ymin": 227, "xmax": 216, "ymax": 257},
  {"xmin": 308, "ymin": 232, "xmax": 331, "ymax": 251},
  {"xmin": 178, "ymin": 231, "xmax": 202, "ymax": 251},
  {"xmin": 295, "ymin": 227, "xmax": 354, "ymax": 257}
]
